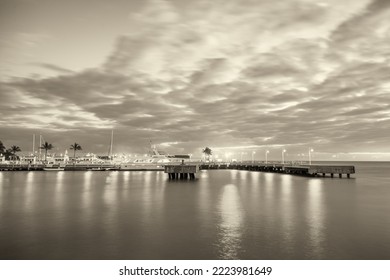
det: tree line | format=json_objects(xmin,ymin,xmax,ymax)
[{"xmin": 0, "ymin": 140, "xmax": 82, "ymax": 161}]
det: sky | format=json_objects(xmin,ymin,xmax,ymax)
[{"xmin": 0, "ymin": 0, "xmax": 389, "ymax": 161}]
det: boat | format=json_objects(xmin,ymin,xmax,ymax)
[
  {"xmin": 120, "ymin": 157, "xmax": 169, "ymax": 171},
  {"xmin": 119, "ymin": 142, "xmax": 191, "ymax": 171},
  {"xmin": 43, "ymin": 161, "xmax": 65, "ymax": 171},
  {"xmin": 43, "ymin": 164, "xmax": 65, "ymax": 171}
]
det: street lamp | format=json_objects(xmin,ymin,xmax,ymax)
[
  {"xmin": 252, "ymin": 151, "xmax": 256, "ymax": 163},
  {"xmin": 265, "ymin": 150, "xmax": 269, "ymax": 164},
  {"xmin": 309, "ymin": 148, "xmax": 314, "ymax": 165},
  {"xmin": 282, "ymin": 149, "xmax": 286, "ymax": 164}
]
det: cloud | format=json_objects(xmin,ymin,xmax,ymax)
[
  {"xmin": 1, "ymin": 0, "xmax": 390, "ymax": 159},
  {"xmin": 32, "ymin": 63, "xmax": 74, "ymax": 74}
]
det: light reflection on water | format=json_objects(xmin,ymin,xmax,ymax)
[
  {"xmin": 217, "ymin": 184, "xmax": 243, "ymax": 259},
  {"xmin": 81, "ymin": 171, "xmax": 93, "ymax": 227},
  {"xmin": 142, "ymin": 171, "xmax": 153, "ymax": 220},
  {"xmin": 264, "ymin": 173, "xmax": 275, "ymax": 200},
  {"xmin": 306, "ymin": 178, "xmax": 325, "ymax": 258},
  {"xmin": 123, "ymin": 171, "xmax": 130, "ymax": 183},
  {"xmin": 280, "ymin": 175, "xmax": 294, "ymax": 252},
  {"xmin": 1, "ymin": 163, "xmax": 389, "ymax": 260},
  {"xmin": 54, "ymin": 171, "xmax": 65, "ymax": 209},
  {"xmin": 24, "ymin": 172, "xmax": 35, "ymax": 212},
  {"xmin": 230, "ymin": 169, "xmax": 239, "ymax": 180},
  {"xmin": 199, "ymin": 170, "xmax": 209, "ymax": 179},
  {"xmin": 249, "ymin": 171, "xmax": 259, "ymax": 185},
  {"xmin": 103, "ymin": 171, "xmax": 119, "ymax": 220}
]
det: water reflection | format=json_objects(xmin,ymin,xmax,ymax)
[
  {"xmin": 306, "ymin": 179, "xmax": 325, "ymax": 258},
  {"xmin": 280, "ymin": 175, "xmax": 294, "ymax": 252},
  {"xmin": 54, "ymin": 171, "xmax": 65, "ymax": 207},
  {"xmin": 84, "ymin": 171, "xmax": 92, "ymax": 190},
  {"xmin": 264, "ymin": 172, "xmax": 274, "ymax": 184},
  {"xmin": 24, "ymin": 172, "xmax": 35, "ymax": 212},
  {"xmin": 102, "ymin": 171, "xmax": 120, "ymax": 249},
  {"xmin": 142, "ymin": 171, "xmax": 162, "ymax": 221},
  {"xmin": 249, "ymin": 171, "xmax": 259, "ymax": 185},
  {"xmin": 217, "ymin": 184, "xmax": 243, "ymax": 259},
  {"xmin": 199, "ymin": 170, "xmax": 209, "ymax": 179},
  {"xmin": 264, "ymin": 173, "xmax": 275, "ymax": 199},
  {"xmin": 123, "ymin": 171, "xmax": 130, "ymax": 183},
  {"xmin": 0, "ymin": 164, "xmax": 389, "ymax": 260},
  {"xmin": 281, "ymin": 175, "xmax": 292, "ymax": 196},
  {"xmin": 104, "ymin": 172, "xmax": 119, "ymax": 205},
  {"xmin": 105, "ymin": 171, "xmax": 118, "ymax": 187},
  {"xmin": 230, "ymin": 170, "xmax": 239, "ymax": 180},
  {"xmin": 82, "ymin": 171, "xmax": 92, "ymax": 214},
  {"xmin": 0, "ymin": 172, "xmax": 2, "ymax": 197}
]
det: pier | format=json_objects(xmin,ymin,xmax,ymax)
[
  {"xmin": 1, "ymin": 161, "xmax": 355, "ymax": 179},
  {"xmin": 202, "ymin": 162, "xmax": 355, "ymax": 178},
  {"xmin": 0, "ymin": 163, "xmax": 118, "ymax": 171},
  {"xmin": 164, "ymin": 163, "xmax": 199, "ymax": 180}
]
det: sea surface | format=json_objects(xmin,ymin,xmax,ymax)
[{"xmin": 0, "ymin": 161, "xmax": 389, "ymax": 260}]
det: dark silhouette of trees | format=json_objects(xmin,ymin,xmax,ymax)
[
  {"xmin": 70, "ymin": 143, "xmax": 82, "ymax": 159},
  {"xmin": 10, "ymin": 145, "xmax": 21, "ymax": 160},
  {"xmin": 40, "ymin": 142, "xmax": 53, "ymax": 161},
  {"xmin": 0, "ymin": 141, "xmax": 21, "ymax": 160},
  {"xmin": 0, "ymin": 141, "xmax": 5, "ymax": 154},
  {"xmin": 202, "ymin": 147, "xmax": 212, "ymax": 161}
]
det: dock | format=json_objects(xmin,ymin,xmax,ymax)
[
  {"xmin": 1, "ymin": 161, "xmax": 355, "ymax": 179},
  {"xmin": 203, "ymin": 162, "xmax": 355, "ymax": 178},
  {"xmin": 164, "ymin": 163, "xmax": 199, "ymax": 180},
  {"xmin": 0, "ymin": 163, "xmax": 119, "ymax": 171}
]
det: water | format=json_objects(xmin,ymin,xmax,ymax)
[{"xmin": 1, "ymin": 162, "xmax": 389, "ymax": 260}]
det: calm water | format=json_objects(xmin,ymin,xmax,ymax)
[{"xmin": 0, "ymin": 162, "xmax": 389, "ymax": 260}]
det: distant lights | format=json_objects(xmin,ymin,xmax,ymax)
[
  {"xmin": 282, "ymin": 149, "xmax": 287, "ymax": 164},
  {"xmin": 309, "ymin": 148, "xmax": 314, "ymax": 165}
]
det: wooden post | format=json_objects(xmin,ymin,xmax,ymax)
[
  {"xmin": 347, "ymin": 174, "xmax": 350, "ymax": 178},
  {"xmin": 339, "ymin": 173, "xmax": 342, "ymax": 178},
  {"xmin": 331, "ymin": 173, "xmax": 334, "ymax": 178}
]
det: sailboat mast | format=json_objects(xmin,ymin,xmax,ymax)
[
  {"xmin": 39, "ymin": 135, "xmax": 42, "ymax": 160},
  {"xmin": 109, "ymin": 130, "xmax": 114, "ymax": 159},
  {"xmin": 32, "ymin": 134, "xmax": 35, "ymax": 155}
]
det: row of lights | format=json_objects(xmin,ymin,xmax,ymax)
[{"xmin": 247, "ymin": 148, "xmax": 315, "ymax": 165}]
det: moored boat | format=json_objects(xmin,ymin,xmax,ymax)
[
  {"xmin": 43, "ymin": 162, "xmax": 65, "ymax": 171},
  {"xmin": 43, "ymin": 166, "xmax": 65, "ymax": 171},
  {"xmin": 119, "ymin": 142, "xmax": 191, "ymax": 171}
]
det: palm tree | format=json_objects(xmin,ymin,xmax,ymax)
[
  {"xmin": 0, "ymin": 140, "xmax": 6, "ymax": 154},
  {"xmin": 202, "ymin": 147, "xmax": 212, "ymax": 161},
  {"xmin": 40, "ymin": 142, "xmax": 53, "ymax": 162},
  {"xmin": 10, "ymin": 145, "xmax": 21, "ymax": 160},
  {"xmin": 70, "ymin": 142, "xmax": 82, "ymax": 160}
]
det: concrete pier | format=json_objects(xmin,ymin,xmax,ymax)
[
  {"xmin": 164, "ymin": 163, "xmax": 199, "ymax": 180},
  {"xmin": 203, "ymin": 163, "xmax": 355, "ymax": 178},
  {"xmin": 0, "ymin": 163, "xmax": 118, "ymax": 171},
  {"xmin": 1, "ymin": 161, "xmax": 355, "ymax": 179}
]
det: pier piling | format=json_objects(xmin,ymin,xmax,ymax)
[{"xmin": 165, "ymin": 164, "xmax": 199, "ymax": 180}]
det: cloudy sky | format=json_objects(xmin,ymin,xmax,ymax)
[{"xmin": 1, "ymin": 0, "xmax": 389, "ymax": 161}]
